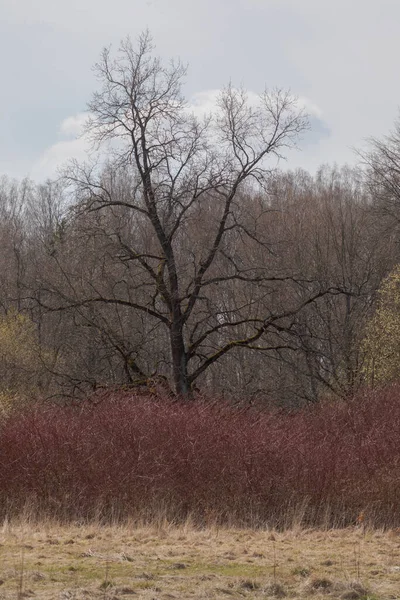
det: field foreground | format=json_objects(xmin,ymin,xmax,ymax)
[{"xmin": 0, "ymin": 523, "xmax": 399, "ymax": 599}]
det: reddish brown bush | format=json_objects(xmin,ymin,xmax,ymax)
[{"xmin": 1, "ymin": 386, "xmax": 400, "ymax": 528}]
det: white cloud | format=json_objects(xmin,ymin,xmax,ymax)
[
  {"xmin": 189, "ymin": 89, "xmax": 221, "ymax": 117},
  {"xmin": 297, "ymin": 97, "xmax": 323, "ymax": 119},
  {"xmin": 4, "ymin": 0, "xmax": 400, "ymax": 182},
  {"xmin": 30, "ymin": 89, "xmax": 326, "ymax": 182},
  {"xmin": 59, "ymin": 113, "xmax": 90, "ymax": 138},
  {"xmin": 29, "ymin": 113, "xmax": 92, "ymax": 181},
  {"xmin": 29, "ymin": 138, "xmax": 89, "ymax": 182},
  {"xmin": 188, "ymin": 89, "xmax": 323, "ymax": 120}
]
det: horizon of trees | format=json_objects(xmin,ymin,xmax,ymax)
[{"xmin": 1, "ymin": 33, "xmax": 400, "ymax": 405}]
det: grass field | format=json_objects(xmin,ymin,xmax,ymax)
[{"xmin": 0, "ymin": 522, "xmax": 399, "ymax": 599}]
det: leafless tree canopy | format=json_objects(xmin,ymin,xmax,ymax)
[
  {"xmin": 0, "ymin": 33, "xmax": 399, "ymax": 404},
  {"xmin": 51, "ymin": 32, "xmax": 316, "ymax": 397}
]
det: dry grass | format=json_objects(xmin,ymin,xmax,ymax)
[{"xmin": 0, "ymin": 521, "xmax": 398, "ymax": 599}]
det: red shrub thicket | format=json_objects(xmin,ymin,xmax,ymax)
[{"xmin": 0, "ymin": 386, "xmax": 400, "ymax": 528}]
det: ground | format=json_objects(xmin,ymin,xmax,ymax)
[{"xmin": 0, "ymin": 522, "xmax": 399, "ymax": 599}]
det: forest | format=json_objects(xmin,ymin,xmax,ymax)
[{"xmin": 0, "ymin": 33, "xmax": 400, "ymax": 407}]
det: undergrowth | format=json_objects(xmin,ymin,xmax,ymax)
[{"xmin": 0, "ymin": 385, "xmax": 400, "ymax": 528}]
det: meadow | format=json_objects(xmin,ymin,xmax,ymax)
[
  {"xmin": 0, "ymin": 386, "xmax": 400, "ymax": 598},
  {"xmin": 0, "ymin": 521, "xmax": 399, "ymax": 599}
]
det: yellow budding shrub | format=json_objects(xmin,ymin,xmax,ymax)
[
  {"xmin": 362, "ymin": 265, "xmax": 400, "ymax": 384},
  {"xmin": 0, "ymin": 310, "xmax": 47, "ymax": 408}
]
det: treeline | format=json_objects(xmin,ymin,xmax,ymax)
[
  {"xmin": 0, "ymin": 164, "xmax": 397, "ymax": 406},
  {"xmin": 1, "ymin": 33, "xmax": 400, "ymax": 405}
]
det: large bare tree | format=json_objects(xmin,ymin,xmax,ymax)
[{"xmin": 41, "ymin": 31, "xmax": 339, "ymax": 397}]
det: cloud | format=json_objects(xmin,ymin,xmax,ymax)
[
  {"xmin": 29, "ymin": 139, "xmax": 88, "ymax": 182},
  {"xmin": 30, "ymin": 113, "xmax": 91, "ymax": 181},
  {"xmin": 189, "ymin": 88, "xmax": 324, "ymax": 119},
  {"xmin": 188, "ymin": 88, "xmax": 329, "ymax": 154},
  {"xmin": 297, "ymin": 97, "xmax": 323, "ymax": 119},
  {"xmin": 59, "ymin": 113, "xmax": 90, "ymax": 138},
  {"xmin": 30, "ymin": 88, "xmax": 329, "ymax": 182},
  {"xmin": 3, "ymin": 0, "xmax": 400, "ymax": 183},
  {"xmin": 188, "ymin": 89, "xmax": 221, "ymax": 118}
]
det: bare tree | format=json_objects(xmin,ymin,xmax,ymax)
[
  {"xmin": 359, "ymin": 114, "xmax": 400, "ymax": 230},
  {"xmin": 40, "ymin": 31, "xmax": 336, "ymax": 397},
  {"xmin": 265, "ymin": 166, "xmax": 395, "ymax": 402}
]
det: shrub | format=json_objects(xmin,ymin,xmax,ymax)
[
  {"xmin": 0, "ymin": 386, "xmax": 400, "ymax": 527},
  {"xmin": 362, "ymin": 265, "xmax": 400, "ymax": 384},
  {"xmin": 0, "ymin": 309, "xmax": 52, "ymax": 402}
]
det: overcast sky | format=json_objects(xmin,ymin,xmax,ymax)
[{"xmin": 2, "ymin": 0, "xmax": 399, "ymax": 181}]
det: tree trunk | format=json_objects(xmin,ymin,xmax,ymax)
[{"xmin": 170, "ymin": 319, "xmax": 190, "ymax": 397}]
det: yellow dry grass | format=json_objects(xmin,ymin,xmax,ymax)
[{"xmin": 0, "ymin": 520, "xmax": 399, "ymax": 599}]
